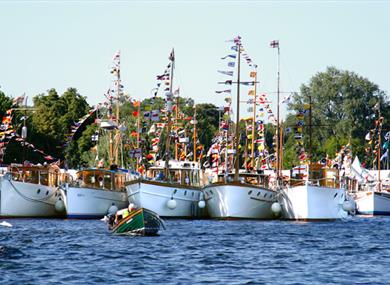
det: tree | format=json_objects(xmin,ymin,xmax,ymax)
[
  {"xmin": 0, "ymin": 91, "xmax": 12, "ymax": 118},
  {"xmin": 286, "ymin": 67, "xmax": 389, "ymax": 165}
]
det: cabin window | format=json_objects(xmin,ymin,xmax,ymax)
[
  {"xmin": 39, "ymin": 171, "xmax": 49, "ymax": 186},
  {"xmin": 23, "ymin": 170, "xmax": 39, "ymax": 184}
]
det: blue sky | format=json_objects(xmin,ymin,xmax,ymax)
[{"xmin": 0, "ymin": 1, "xmax": 389, "ymax": 120}]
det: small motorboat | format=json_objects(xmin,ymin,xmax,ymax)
[{"xmin": 107, "ymin": 207, "xmax": 165, "ymax": 236}]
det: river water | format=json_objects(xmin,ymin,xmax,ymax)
[{"xmin": 1, "ymin": 216, "xmax": 389, "ymax": 284}]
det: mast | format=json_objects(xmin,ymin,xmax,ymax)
[
  {"xmin": 309, "ymin": 94, "xmax": 313, "ymax": 165},
  {"xmin": 164, "ymin": 48, "xmax": 175, "ymax": 179},
  {"xmin": 193, "ymin": 105, "xmax": 197, "ymax": 162},
  {"xmin": 136, "ymin": 101, "xmax": 141, "ymax": 170},
  {"xmin": 175, "ymin": 95, "xmax": 179, "ymax": 160},
  {"xmin": 250, "ymin": 68, "xmax": 257, "ymax": 170},
  {"xmin": 276, "ymin": 42, "xmax": 281, "ymax": 181},
  {"xmin": 234, "ymin": 41, "xmax": 241, "ymax": 182},
  {"xmin": 113, "ymin": 51, "xmax": 121, "ymax": 166},
  {"xmin": 377, "ymin": 102, "xmax": 382, "ymax": 191}
]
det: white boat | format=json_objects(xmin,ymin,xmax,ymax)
[
  {"xmin": 125, "ymin": 160, "xmax": 206, "ymax": 218},
  {"xmin": 0, "ymin": 164, "xmax": 65, "ymax": 218},
  {"xmin": 203, "ymin": 173, "xmax": 276, "ymax": 219},
  {"xmin": 60, "ymin": 168, "xmax": 129, "ymax": 219},
  {"xmin": 347, "ymin": 156, "xmax": 390, "ymax": 215},
  {"xmin": 353, "ymin": 189, "xmax": 390, "ymax": 215},
  {"xmin": 279, "ymin": 164, "xmax": 353, "ymax": 220}
]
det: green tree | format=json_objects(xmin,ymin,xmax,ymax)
[{"xmin": 286, "ymin": 66, "xmax": 389, "ymax": 165}]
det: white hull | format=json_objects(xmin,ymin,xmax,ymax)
[
  {"xmin": 0, "ymin": 176, "xmax": 63, "ymax": 217},
  {"xmin": 353, "ymin": 191, "xmax": 390, "ymax": 215},
  {"xmin": 203, "ymin": 183, "xmax": 276, "ymax": 219},
  {"xmin": 62, "ymin": 186, "xmax": 128, "ymax": 219},
  {"xmin": 280, "ymin": 185, "xmax": 349, "ymax": 220},
  {"xmin": 126, "ymin": 180, "xmax": 206, "ymax": 218}
]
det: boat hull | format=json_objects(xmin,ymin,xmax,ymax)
[
  {"xmin": 125, "ymin": 180, "xmax": 206, "ymax": 218},
  {"xmin": 61, "ymin": 185, "xmax": 128, "ymax": 219},
  {"xmin": 279, "ymin": 185, "xmax": 349, "ymax": 220},
  {"xmin": 202, "ymin": 183, "xmax": 276, "ymax": 219},
  {"xmin": 110, "ymin": 208, "xmax": 164, "ymax": 236},
  {"xmin": 353, "ymin": 191, "xmax": 390, "ymax": 215},
  {"xmin": 0, "ymin": 176, "xmax": 64, "ymax": 218}
]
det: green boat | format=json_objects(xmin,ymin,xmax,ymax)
[{"xmin": 108, "ymin": 208, "xmax": 165, "ymax": 236}]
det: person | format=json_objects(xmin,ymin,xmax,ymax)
[{"xmin": 114, "ymin": 203, "xmax": 137, "ymax": 223}]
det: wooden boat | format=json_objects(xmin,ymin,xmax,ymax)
[{"xmin": 108, "ymin": 208, "xmax": 165, "ymax": 236}]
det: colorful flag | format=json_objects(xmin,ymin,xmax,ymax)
[
  {"xmin": 227, "ymin": 62, "xmax": 235, "ymax": 68},
  {"xmin": 270, "ymin": 40, "xmax": 279, "ymax": 48},
  {"xmin": 248, "ymin": 90, "xmax": 255, "ymax": 96},
  {"xmin": 249, "ymin": 71, "xmax": 257, "ymax": 78}
]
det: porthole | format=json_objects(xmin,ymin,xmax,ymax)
[
  {"xmin": 37, "ymin": 189, "xmax": 41, "ymax": 194},
  {"xmin": 192, "ymin": 192, "xmax": 194, "ymax": 197},
  {"xmin": 334, "ymin": 193, "xmax": 338, "ymax": 198},
  {"xmin": 248, "ymin": 190, "xmax": 252, "ymax": 195},
  {"xmin": 264, "ymin": 193, "xmax": 267, "ymax": 198},
  {"xmin": 210, "ymin": 190, "xmax": 213, "ymax": 195},
  {"xmin": 46, "ymin": 190, "xmax": 49, "ymax": 196},
  {"xmin": 184, "ymin": 190, "xmax": 187, "ymax": 196},
  {"xmin": 257, "ymin": 192, "xmax": 260, "ymax": 196}
]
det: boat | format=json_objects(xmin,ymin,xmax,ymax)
[
  {"xmin": 107, "ymin": 207, "xmax": 165, "ymax": 236},
  {"xmin": 126, "ymin": 160, "xmax": 206, "ymax": 218},
  {"xmin": 125, "ymin": 49, "xmax": 207, "ymax": 218},
  {"xmin": 279, "ymin": 164, "xmax": 353, "ymax": 220},
  {"xmin": 60, "ymin": 167, "xmax": 129, "ymax": 219},
  {"xmin": 203, "ymin": 36, "xmax": 277, "ymax": 219},
  {"xmin": 0, "ymin": 164, "xmax": 66, "ymax": 218},
  {"xmin": 59, "ymin": 51, "xmax": 130, "ymax": 219},
  {"xmin": 349, "ymin": 157, "xmax": 390, "ymax": 215}
]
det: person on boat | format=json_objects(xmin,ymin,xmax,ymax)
[{"xmin": 114, "ymin": 203, "xmax": 137, "ymax": 224}]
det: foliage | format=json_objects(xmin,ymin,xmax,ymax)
[{"xmin": 285, "ymin": 66, "xmax": 389, "ymax": 166}]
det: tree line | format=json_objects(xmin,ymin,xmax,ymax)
[{"xmin": 1, "ymin": 67, "xmax": 389, "ymax": 170}]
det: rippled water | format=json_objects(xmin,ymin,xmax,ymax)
[{"xmin": 1, "ymin": 216, "xmax": 390, "ymax": 284}]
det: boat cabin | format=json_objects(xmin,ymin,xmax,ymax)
[
  {"xmin": 216, "ymin": 172, "xmax": 270, "ymax": 188},
  {"xmin": 8, "ymin": 164, "xmax": 60, "ymax": 187},
  {"xmin": 290, "ymin": 164, "xmax": 340, "ymax": 188},
  {"xmin": 147, "ymin": 160, "xmax": 202, "ymax": 187},
  {"xmin": 73, "ymin": 169, "xmax": 126, "ymax": 191}
]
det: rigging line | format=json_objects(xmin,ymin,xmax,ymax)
[{"xmin": 8, "ymin": 179, "xmax": 58, "ymax": 205}]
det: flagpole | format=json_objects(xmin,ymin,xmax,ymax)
[
  {"xmin": 234, "ymin": 41, "xmax": 241, "ymax": 182},
  {"xmin": 193, "ymin": 105, "xmax": 197, "ymax": 162},
  {"xmin": 274, "ymin": 41, "xmax": 281, "ymax": 184},
  {"xmin": 164, "ymin": 48, "xmax": 174, "ymax": 179},
  {"xmin": 114, "ymin": 52, "xmax": 121, "ymax": 166},
  {"xmin": 378, "ymin": 102, "xmax": 382, "ymax": 191},
  {"xmin": 250, "ymin": 68, "xmax": 257, "ymax": 170},
  {"xmin": 136, "ymin": 101, "xmax": 141, "ymax": 171}
]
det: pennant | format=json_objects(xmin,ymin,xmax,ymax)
[
  {"xmin": 221, "ymin": 54, "xmax": 236, "ymax": 60},
  {"xmin": 248, "ymin": 90, "xmax": 255, "ymax": 96},
  {"xmin": 249, "ymin": 72, "xmax": 257, "ymax": 78},
  {"xmin": 241, "ymin": 82, "xmax": 254, "ymax": 86},
  {"xmin": 218, "ymin": 70, "xmax": 233, "ymax": 76}
]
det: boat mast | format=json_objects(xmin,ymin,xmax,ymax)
[
  {"xmin": 136, "ymin": 101, "xmax": 141, "ymax": 170},
  {"xmin": 377, "ymin": 102, "xmax": 382, "ymax": 191},
  {"xmin": 274, "ymin": 41, "xmax": 281, "ymax": 184},
  {"xmin": 234, "ymin": 41, "xmax": 241, "ymax": 182},
  {"xmin": 114, "ymin": 51, "xmax": 121, "ymax": 166},
  {"xmin": 175, "ymin": 94, "xmax": 180, "ymax": 160},
  {"xmin": 164, "ymin": 49, "xmax": 175, "ymax": 179},
  {"xmin": 250, "ymin": 67, "xmax": 257, "ymax": 170},
  {"xmin": 193, "ymin": 106, "xmax": 197, "ymax": 162}
]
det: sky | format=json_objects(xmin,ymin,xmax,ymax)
[{"xmin": 0, "ymin": 0, "xmax": 389, "ymax": 120}]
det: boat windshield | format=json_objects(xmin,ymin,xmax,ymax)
[{"xmin": 75, "ymin": 170, "xmax": 125, "ymax": 191}]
